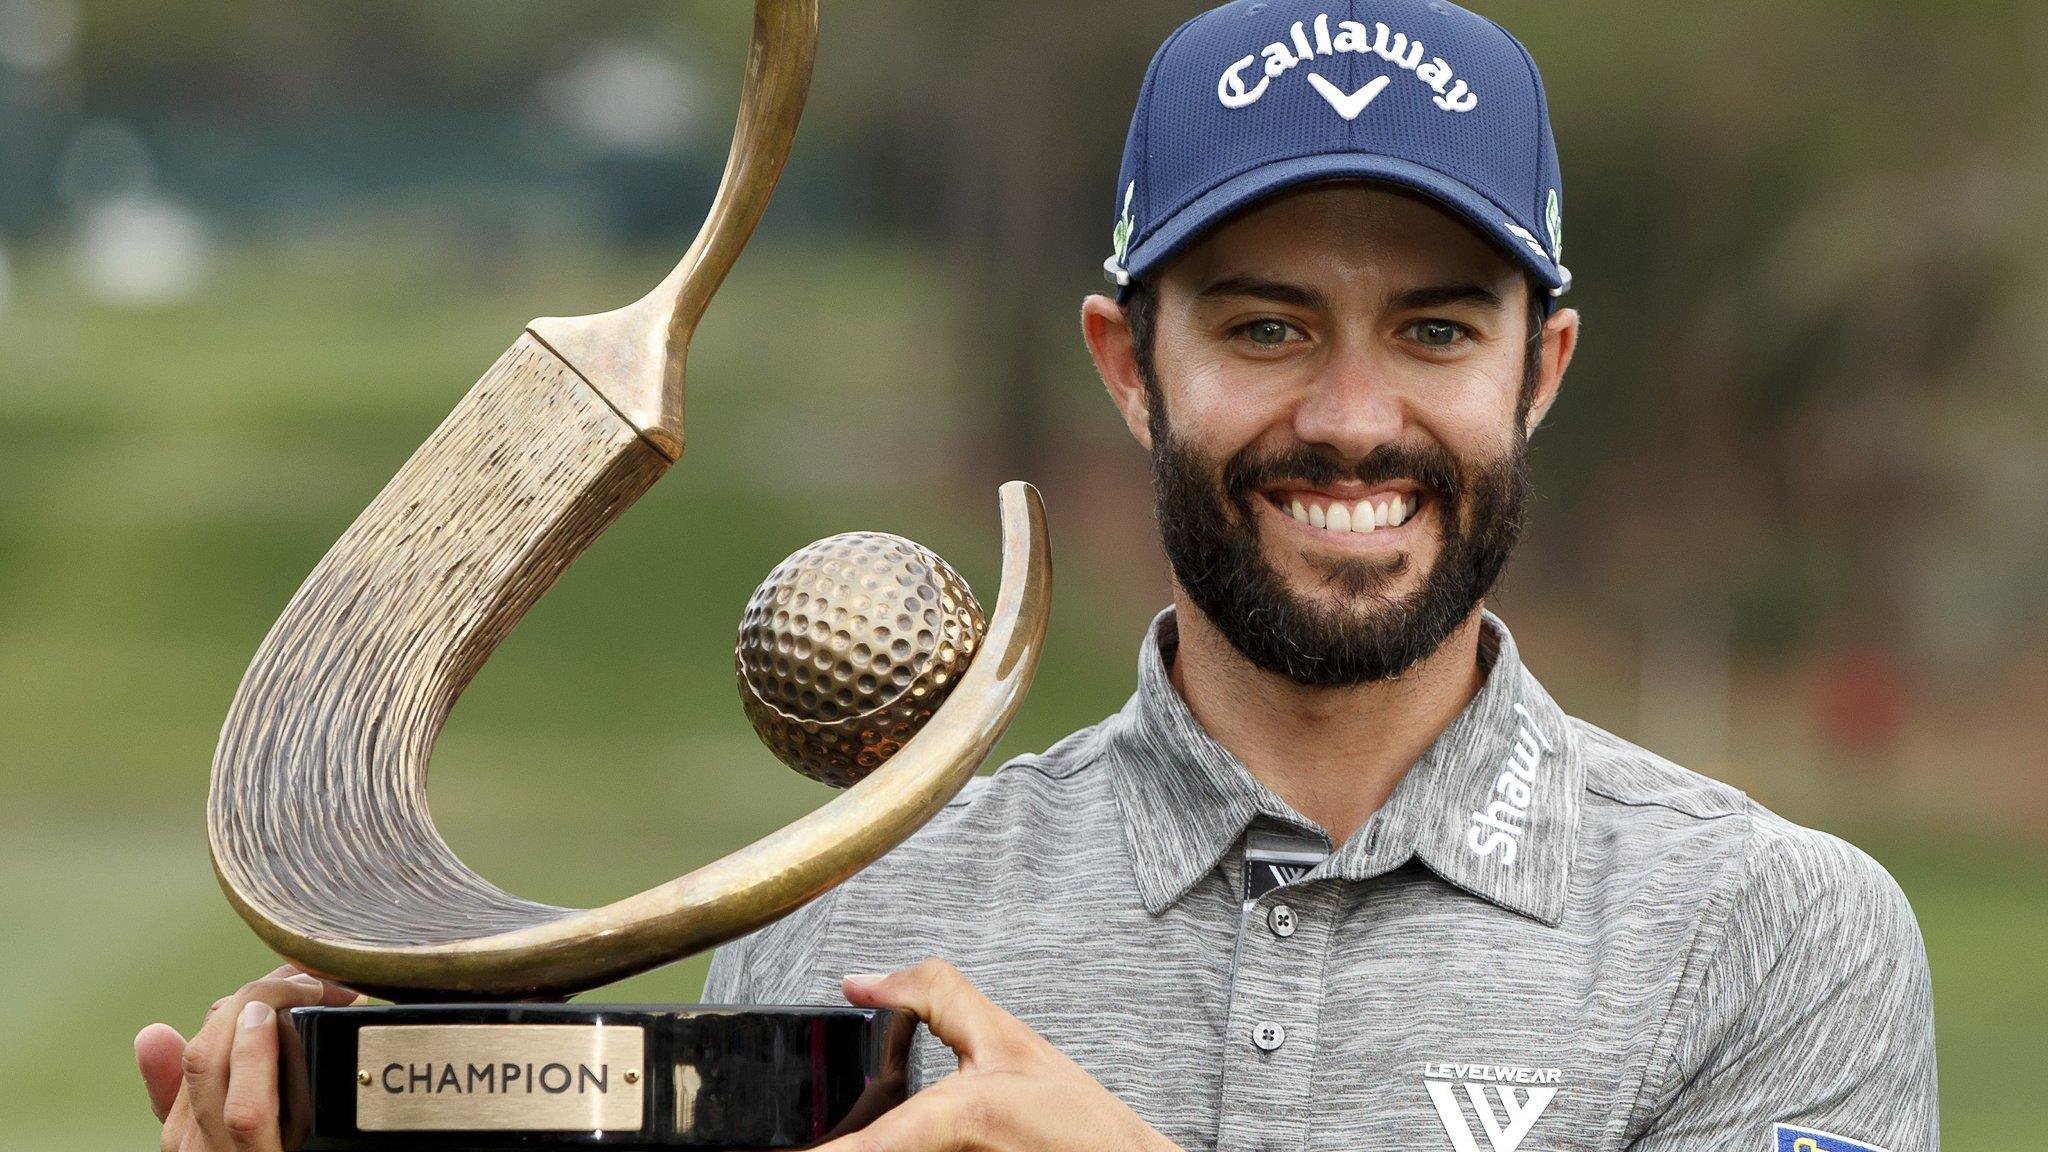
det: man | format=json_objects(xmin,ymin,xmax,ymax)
[{"xmin": 140, "ymin": 1, "xmax": 1937, "ymax": 1150}]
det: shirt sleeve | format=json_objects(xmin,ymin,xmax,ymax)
[
  {"xmin": 700, "ymin": 936, "xmax": 752, "ymax": 1004},
  {"xmin": 696, "ymin": 883, "xmax": 849, "ymax": 1007},
  {"xmin": 700, "ymin": 776, "xmax": 995, "ymax": 1006},
  {"xmin": 1629, "ymin": 825, "xmax": 1938, "ymax": 1152}
]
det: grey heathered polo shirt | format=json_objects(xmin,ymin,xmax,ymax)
[{"xmin": 705, "ymin": 608, "xmax": 1937, "ymax": 1152}]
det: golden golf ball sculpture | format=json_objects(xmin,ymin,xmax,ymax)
[{"xmin": 738, "ymin": 531, "xmax": 985, "ymax": 788}]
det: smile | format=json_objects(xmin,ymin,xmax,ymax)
[{"xmin": 1260, "ymin": 485, "xmax": 1425, "ymax": 541}]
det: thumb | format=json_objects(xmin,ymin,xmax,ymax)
[
  {"xmin": 842, "ymin": 959, "xmax": 1015, "ymax": 1067},
  {"xmin": 135, "ymin": 1023, "xmax": 187, "ymax": 1122}
]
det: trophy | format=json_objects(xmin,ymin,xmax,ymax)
[{"xmin": 204, "ymin": 2, "xmax": 1052, "ymax": 1146}]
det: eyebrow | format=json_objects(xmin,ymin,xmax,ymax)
[
  {"xmin": 1193, "ymin": 275, "xmax": 1330, "ymax": 311},
  {"xmin": 1389, "ymin": 282, "xmax": 1505, "ymax": 312},
  {"xmin": 1191, "ymin": 276, "xmax": 1505, "ymax": 314}
]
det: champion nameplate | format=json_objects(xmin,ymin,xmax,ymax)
[{"xmin": 356, "ymin": 1024, "xmax": 645, "ymax": 1133}]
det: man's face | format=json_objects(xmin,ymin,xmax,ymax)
[{"xmin": 1105, "ymin": 183, "xmax": 1570, "ymax": 686}]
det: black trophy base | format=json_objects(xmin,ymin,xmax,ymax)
[{"xmin": 277, "ymin": 1004, "xmax": 913, "ymax": 1150}]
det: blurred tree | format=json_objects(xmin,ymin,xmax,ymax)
[
  {"xmin": 813, "ymin": 1, "xmax": 1193, "ymax": 484},
  {"xmin": 15, "ymin": 0, "xmax": 2046, "ymax": 680}
]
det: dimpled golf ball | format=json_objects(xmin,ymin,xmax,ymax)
[{"xmin": 736, "ymin": 532, "xmax": 984, "ymax": 788}]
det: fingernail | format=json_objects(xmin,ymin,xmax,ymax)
[
  {"xmin": 239, "ymin": 1001, "xmax": 273, "ymax": 1030},
  {"xmin": 285, "ymin": 973, "xmax": 324, "ymax": 989},
  {"xmin": 843, "ymin": 973, "xmax": 888, "ymax": 991}
]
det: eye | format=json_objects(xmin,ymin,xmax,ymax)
[
  {"xmin": 1406, "ymin": 319, "xmax": 1469, "ymax": 348},
  {"xmin": 1236, "ymin": 318, "xmax": 1302, "ymax": 347}
]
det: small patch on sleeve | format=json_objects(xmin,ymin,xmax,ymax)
[{"xmin": 1774, "ymin": 1124, "xmax": 1892, "ymax": 1152}]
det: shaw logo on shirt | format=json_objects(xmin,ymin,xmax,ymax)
[
  {"xmin": 1422, "ymin": 1063, "xmax": 1561, "ymax": 1152},
  {"xmin": 1465, "ymin": 701, "xmax": 1554, "ymax": 867},
  {"xmin": 1773, "ymin": 1124, "xmax": 1893, "ymax": 1152}
]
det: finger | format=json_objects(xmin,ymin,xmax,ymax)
[
  {"xmin": 809, "ymin": 1082, "xmax": 969, "ymax": 1152},
  {"xmin": 222, "ymin": 1001, "xmax": 283, "ymax": 1151},
  {"xmin": 135, "ymin": 1023, "xmax": 187, "ymax": 1122},
  {"xmin": 320, "ymin": 982, "xmax": 370, "ymax": 1008},
  {"xmin": 273, "ymin": 963, "xmax": 369, "ymax": 1008},
  {"xmin": 183, "ymin": 1013, "xmax": 237, "ymax": 1150},
  {"xmin": 185, "ymin": 975, "xmax": 330, "ymax": 1148},
  {"xmin": 161, "ymin": 1088, "xmax": 194, "ymax": 1152},
  {"xmin": 264, "ymin": 963, "xmax": 367, "ymax": 1008},
  {"xmin": 842, "ymin": 959, "xmax": 1016, "ymax": 1065}
]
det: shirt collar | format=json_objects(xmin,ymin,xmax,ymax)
[{"xmin": 1103, "ymin": 606, "xmax": 1582, "ymax": 926}]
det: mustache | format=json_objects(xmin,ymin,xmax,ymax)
[{"xmin": 1219, "ymin": 441, "xmax": 1466, "ymax": 506}]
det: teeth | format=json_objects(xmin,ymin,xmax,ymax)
[{"xmin": 1278, "ymin": 493, "xmax": 1419, "ymax": 534}]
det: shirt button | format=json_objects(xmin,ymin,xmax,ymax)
[
  {"xmin": 1267, "ymin": 903, "xmax": 1297, "ymax": 938},
  {"xmin": 1252, "ymin": 1022, "xmax": 1286, "ymax": 1052}
]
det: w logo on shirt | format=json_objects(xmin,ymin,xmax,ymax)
[
  {"xmin": 1267, "ymin": 862, "xmax": 1313, "ymax": 886},
  {"xmin": 1242, "ymin": 830, "xmax": 1328, "ymax": 903},
  {"xmin": 1423, "ymin": 1075, "xmax": 1558, "ymax": 1152}
]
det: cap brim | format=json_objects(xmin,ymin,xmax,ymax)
[{"xmin": 1118, "ymin": 153, "xmax": 1569, "ymax": 303}]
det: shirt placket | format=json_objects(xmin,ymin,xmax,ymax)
[{"xmin": 1216, "ymin": 867, "xmax": 1335, "ymax": 1152}]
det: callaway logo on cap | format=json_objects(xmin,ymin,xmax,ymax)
[{"xmin": 1105, "ymin": 0, "xmax": 1570, "ymax": 306}]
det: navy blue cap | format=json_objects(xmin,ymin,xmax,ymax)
[{"xmin": 1105, "ymin": 0, "xmax": 1570, "ymax": 305}]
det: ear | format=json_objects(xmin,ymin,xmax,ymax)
[
  {"xmin": 1080, "ymin": 293, "xmax": 1155, "ymax": 452},
  {"xmin": 1524, "ymin": 306, "xmax": 1579, "ymax": 435}
]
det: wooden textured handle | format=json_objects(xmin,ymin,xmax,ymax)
[
  {"xmin": 209, "ymin": 340, "xmax": 667, "ymax": 968},
  {"xmin": 207, "ymin": 336, "xmax": 1050, "ymax": 999}
]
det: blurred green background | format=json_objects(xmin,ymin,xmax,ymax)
[{"xmin": 1, "ymin": 2, "xmax": 2043, "ymax": 1148}]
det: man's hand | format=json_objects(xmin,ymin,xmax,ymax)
[
  {"xmin": 135, "ymin": 964, "xmax": 362, "ymax": 1152},
  {"xmin": 821, "ymin": 959, "xmax": 1181, "ymax": 1152}
]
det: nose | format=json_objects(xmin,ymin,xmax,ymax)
[{"xmin": 1289, "ymin": 348, "xmax": 1405, "ymax": 462}]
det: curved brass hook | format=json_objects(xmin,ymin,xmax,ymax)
[
  {"xmin": 529, "ymin": 0, "xmax": 818, "ymax": 460},
  {"xmin": 206, "ymin": 0, "xmax": 1054, "ymax": 1002}
]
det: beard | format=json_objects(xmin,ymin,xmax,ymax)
[{"xmin": 1150, "ymin": 415, "xmax": 1531, "ymax": 687}]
